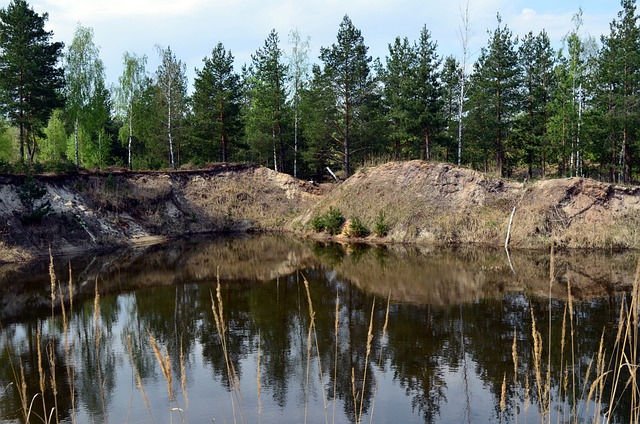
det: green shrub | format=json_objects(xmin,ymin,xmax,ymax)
[
  {"xmin": 17, "ymin": 176, "xmax": 52, "ymax": 224},
  {"xmin": 347, "ymin": 216, "xmax": 370, "ymax": 237},
  {"xmin": 310, "ymin": 207, "xmax": 345, "ymax": 235},
  {"xmin": 374, "ymin": 210, "xmax": 390, "ymax": 237},
  {"xmin": 311, "ymin": 215, "xmax": 326, "ymax": 232},
  {"xmin": 323, "ymin": 207, "xmax": 345, "ymax": 235}
]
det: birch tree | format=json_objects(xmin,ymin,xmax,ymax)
[
  {"xmin": 65, "ymin": 24, "xmax": 106, "ymax": 168},
  {"xmin": 288, "ymin": 28, "xmax": 310, "ymax": 178},
  {"xmin": 115, "ymin": 52, "xmax": 147, "ymax": 170},
  {"xmin": 155, "ymin": 45, "xmax": 187, "ymax": 169},
  {"xmin": 457, "ymin": 1, "xmax": 470, "ymax": 165}
]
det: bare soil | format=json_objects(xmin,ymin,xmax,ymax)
[{"xmin": 1, "ymin": 160, "xmax": 639, "ymax": 263}]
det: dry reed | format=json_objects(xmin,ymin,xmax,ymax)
[
  {"xmin": 511, "ymin": 330, "xmax": 518, "ymax": 424},
  {"xmin": 369, "ymin": 293, "xmax": 390, "ymax": 424},
  {"xmin": 332, "ymin": 289, "xmax": 339, "ymax": 424},
  {"xmin": 47, "ymin": 342, "xmax": 59, "ymax": 424},
  {"xmin": 126, "ymin": 334, "xmax": 153, "ymax": 421},
  {"xmin": 93, "ymin": 281, "xmax": 108, "ymax": 423},
  {"xmin": 211, "ymin": 276, "xmax": 244, "ymax": 424},
  {"xmin": 500, "ymin": 373, "xmax": 507, "ymax": 424},
  {"xmin": 302, "ymin": 275, "xmax": 329, "ymax": 424},
  {"xmin": 180, "ymin": 337, "xmax": 188, "ymax": 409},
  {"xmin": 357, "ymin": 300, "xmax": 375, "ymax": 424},
  {"xmin": 257, "ymin": 332, "xmax": 262, "ymax": 424},
  {"xmin": 36, "ymin": 328, "xmax": 47, "ymax": 423},
  {"xmin": 148, "ymin": 331, "xmax": 174, "ymax": 399}
]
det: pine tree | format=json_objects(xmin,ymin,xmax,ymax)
[
  {"xmin": 413, "ymin": 26, "xmax": 443, "ymax": 161},
  {"xmin": 245, "ymin": 30, "xmax": 289, "ymax": 172},
  {"xmin": 440, "ymin": 55, "xmax": 461, "ymax": 161},
  {"xmin": 0, "ymin": 0, "xmax": 64, "ymax": 162},
  {"xmin": 467, "ymin": 14, "xmax": 521, "ymax": 176},
  {"xmin": 320, "ymin": 15, "xmax": 374, "ymax": 178},
  {"xmin": 383, "ymin": 36, "xmax": 417, "ymax": 158},
  {"xmin": 191, "ymin": 42, "xmax": 242, "ymax": 163},
  {"xmin": 597, "ymin": 0, "xmax": 640, "ymax": 182},
  {"xmin": 299, "ymin": 64, "xmax": 338, "ymax": 177},
  {"xmin": 517, "ymin": 30, "xmax": 556, "ymax": 177}
]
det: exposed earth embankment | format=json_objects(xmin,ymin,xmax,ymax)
[
  {"xmin": 1, "ymin": 160, "xmax": 640, "ymax": 262},
  {"xmin": 297, "ymin": 160, "xmax": 640, "ymax": 249}
]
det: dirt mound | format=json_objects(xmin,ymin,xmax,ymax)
[
  {"xmin": 1, "ymin": 160, "xmax": 640, "ymax": 263},
  {"xmin": 297, "ymin": 161, "xmax": 522, "ymax": 244},
  {"xmin": 298, "ymin": 160, "xmax": 640, "ymax": 250},
  {"xmin": 0, "ymin": 164, "xmax": 321, "ymax": 262},
  {"xmin": 511, "ymin": 178, "xmax": 640, "ymax": 249}
]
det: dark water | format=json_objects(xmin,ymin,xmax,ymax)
[{"xmin": 0, "ymin": 235, "xmax": 637, "ymax": 423}]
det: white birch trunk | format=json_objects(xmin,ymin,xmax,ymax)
[
  {"xmin": 128, "ymin": 98, "xmax": 133, "ymax": 170},
  {"xmin": 457, "ymin": 2, "xmax": 470, "ymax": 167},
  {"xmin": 74, "ymin": 116, "xmax": 79, "ymax": 168},
  {"xmin": 168, "ymin": 92, "xmax": 175, "ymax": 169}
]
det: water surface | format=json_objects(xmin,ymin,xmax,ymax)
[{"xmin": 0, "ymin": 236, "xmax": 636, "ymax": 423}]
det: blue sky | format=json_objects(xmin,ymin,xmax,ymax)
[{"xmin": 23, "ymin": 0, "xmax": 621, "ymax": 88}]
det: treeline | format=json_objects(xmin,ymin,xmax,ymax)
[{"xmin": 0, "ymin": 0, "xmax": 639, "ymax": 182}]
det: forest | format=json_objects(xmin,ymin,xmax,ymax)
[{"xmin": 0, "ymin": 0, "xmax": 639, "ymax": 182}]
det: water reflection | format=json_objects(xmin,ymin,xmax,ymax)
[{"xmin": 0, "ymin": 235, "xmax": 636, "ymax": 423}]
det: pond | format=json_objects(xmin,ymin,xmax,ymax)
[{"xmin": 0, "ymin": 235, "xmax": 638, "ymax": 423}]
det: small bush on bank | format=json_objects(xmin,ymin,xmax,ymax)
[
  {"xmin": 17, "ymin": 176, "xmax": 52, "ymax": 224},
  {"xmin": 374, "ymin": 211, "xmax": 390, "ymax": 237},
  {"xmin": 311, "ymin": 207, "xmax": 345, "ymax": 235},
  {"xmin": 347, "ymin": 216, "xmax": 370, "ymax": 237}
]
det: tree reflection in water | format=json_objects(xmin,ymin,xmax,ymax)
[{"xmin": 0, "ymin": 235, "xmax": 636, "ymax": 423}]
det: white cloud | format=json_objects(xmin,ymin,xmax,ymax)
[
  {"xmin": 25, "ymin": 0, "xmax": 620, "ymax": 89},
  {"xmin": 41, "ymin": 0, "xmax": 207, "ymax": 22}
]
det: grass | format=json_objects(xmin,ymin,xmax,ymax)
[{"xmin": 3, "ymin": 247, "xmax": 640, "ymax": 423}]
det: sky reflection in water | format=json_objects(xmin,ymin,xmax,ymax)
[{"xmin": 0, "ymin": 235, "xmax": 636, "ymax": 423}]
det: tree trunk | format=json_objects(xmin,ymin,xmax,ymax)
[
  {"xmin": 425, "ymin": 127, "xmax": 431, "ymax": 161},
  {"xmin": 74, "ymin": 117, "xmax": 79, "ymax": 168},
  {"xmin": 294, "ymin": 99, "xmax": 299, "ymax": 178},
  {"xmin": 344, "ymin": 88, "xmax": 351, "ymax": 179},
  {"xmin": 168, "ymin": 94, "xmax": 175, "ymax": 169},
  {"xmin": 272, "ymin": 127, "xmax": 278, "ymax": 173},
  {"xmin": 128, "ymin": 106, "xmax": 133, "ymax": 170}
]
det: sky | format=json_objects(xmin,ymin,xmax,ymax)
[{"xmin": 19, "ymin": 0, "xmax": 623, "ymax": 89}]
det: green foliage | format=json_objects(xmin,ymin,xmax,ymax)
[
  {"xmin": 374, "ymin": 211, "xmax": 390, "ymax": 237},
  {"xmin": 17, "ymin": 176, "xmax": 52, "ymax": 224},
  {"xmin": 347, "ymin": 216, "xmax": 369, "ymax": 238},
  {"xmin": 41, "ymin": 109, "xmax": 67, "ymax": 162},
  {"xmin": 466, "ymin": 14, "xmax": 521, "ymax": 176},
  {"xmin": 245, "ymin": 29, "xmax": 289, "ymax": 172},
  {"xmin": 0, "ymin": 0, "xmax": 64, "ymax": 162},
  {"xmin": 0, "ymin": 119, "xmax": 15, "ymax": 161},
  {"xmin": 319, "ymin": 15, "xmax": 375, "ymax": 178},
  {"xmin": 115, "ymin": 51, "xmax": 148, "ymax": 170},
  {"xmin": 190, "ymin": 42, "xmax": 242, "ymax": 164},
  {"xmin": 310, "ymin": 207, "xmax": 345, "ymax": 235},
  {"xmin": 155, "ymin": 45, "xmax": 188, "ymax": 169},
  {"xmin": 310, "ymin": 215, "xmax": 326, "ymax": 232}
]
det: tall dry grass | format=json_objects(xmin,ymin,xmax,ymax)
[{"xmin": 4, "ymin": 249, "xmax": 640, "ymax": 424}]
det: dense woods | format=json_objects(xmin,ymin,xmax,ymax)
[{"xmin": 1, "ymin": 0, "xmax": 640, "ymax": 182}]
